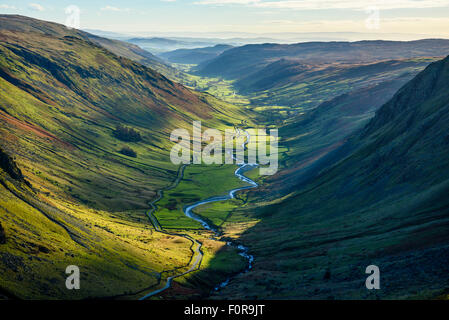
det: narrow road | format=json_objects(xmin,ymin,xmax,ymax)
[{"xmin": 140, "ymin": 129, "xmax": 258, "ymax": 300}]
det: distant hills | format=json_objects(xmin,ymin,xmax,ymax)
[
  {"xmin": 159, "ymin": 44, "xmax": 233, "ymax": 65},
  {"xmin": 126, "ymin": 37, "xmax": 219, "ymax": 54},
  {"xmin": 197, "ymin": 40, "xmax": 449, "ymax": 79},
  {"xmin": 86, "ymin": 29, "xmax": 439, "ymax": 46},
  {"xmin": 195, "ymin": 40, "xmax": 449, "ymax": 108}
]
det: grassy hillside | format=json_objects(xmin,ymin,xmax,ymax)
[
  {"xmin": 0, "ymin": 15, "xmax": 183, "ymax": 80},
  {"xmin": 210, "ymin": 55, "xmax": 449, "ymax": 299},
  {"xmin": 0, "ymin": 16, "xmax": 251, "ymax": 299},
  {"xmin": 0, "ymin": 146, "xmax": 198, "ymax": 299}
]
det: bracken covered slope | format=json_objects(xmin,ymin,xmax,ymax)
[{"xmin": 0, "ymin": 16, "xmax": 247, "ymax": 299}]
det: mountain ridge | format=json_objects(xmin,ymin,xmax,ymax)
[
  {"xmin": 160, "ymin": 44, "xmax": 233, "ymax": 64},
  {"xmin": 197, "ymin": 39, "xmax": 449, "ymax": 79},
  {"xmin": 0, "ymin": 14, "xmax": 182, "ymax": 79}
]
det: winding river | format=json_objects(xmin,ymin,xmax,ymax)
[{"xmin": 140, "ymin": 129, "xmax": 258, "ymax": 300}]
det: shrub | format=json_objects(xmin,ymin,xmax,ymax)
[
  {"xmin": 113, "ymin": 124, "xmax": 142, "ymax": 142},
  {"xmin": 119, "ymin": 146, "xmax": 137, "ymax": 158}
]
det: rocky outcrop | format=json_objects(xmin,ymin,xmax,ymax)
[
  {"xmin": 0, "ymin": 222, "xmax": 5, "ymax": 244},
  {"xmin": 0, "ymin": 147, "xmax": 24, "ymax": 181}
]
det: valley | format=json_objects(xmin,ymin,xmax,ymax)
[{"xmin": 1, "ymin": 14, "xmax": 449, "ymax": 301}]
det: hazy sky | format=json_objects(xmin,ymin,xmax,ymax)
[{"xmin": 1, "ymin": 0, "xmax": 449, "ymax": 38}]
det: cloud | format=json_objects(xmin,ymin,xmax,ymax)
[
  {"xmin": 256, "ymin": 0, "xmax": 449, "ymax": 10},
  {"xmin": 0, "ymin": 4, "xmax": 16, "ymax": 9},
  {"xmin": 100, "ymin": 5, "xmax": 131, "ymax": 12},
  {"xmin": 233, "ymin": 15, "xmax": 449, "ymax": 36},
  {"xmin": 194, "ymin": 0, "xmax": 449, "ymax": 10},
  {"xmin": 194, "ymin": 0, "xmax": 260, "ymax": 4},
  {"xmin": 266, "ymin": 19, "xmax": 295, "ymax": 24},
  {"xmin": 28, "ymin": 3, "xmax": 44, "ymax": 11},
  {"xmin": 161, "ymin": 0, "xmax": 177, "ymax": 2}
]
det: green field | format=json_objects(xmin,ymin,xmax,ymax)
[{"xmin": 154, "ymin": 164, "xmax": 252, "ymax": 229}]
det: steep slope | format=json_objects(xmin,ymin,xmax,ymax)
[
  {"xmin": 0, "ymin": 16, "xmax": 248, "ymax": 299},
  {"xmin": 272, "ymin": 73, "xmax": 418, "ymax": 192},
  {"xmin": 237, "ymin": 58, "xmax": 435, "ymax": 108},
  {"xmin": 0, "ymin": 14, "xmax": 180, "ymax": 79},
  {"xmin": 160, "ymin": 44, "xmax": 233, "ymax": 64},
  {"xmin": 0, "ymin": 145, "xmax": 193, "ymax": 299},
  {"xmin": 214, "ymin": 55, "xmax": 449, "ymax": 299}
]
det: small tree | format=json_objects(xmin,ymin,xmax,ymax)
[
  {"xmin": 119, "ymin": 146, "xmax": 137, "ymax": 158},
  {"xmin": 113, "ymin": 124, "xmax": 142, "ymax": 142}
]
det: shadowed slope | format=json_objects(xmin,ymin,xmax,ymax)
[{"xmin": 212, "ymin": 55, "xmax": 449, "ymax": 299}]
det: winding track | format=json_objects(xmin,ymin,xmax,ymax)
[{"xmin": 140, "ymin": 129, "xmax": 258, "ymax": 300}]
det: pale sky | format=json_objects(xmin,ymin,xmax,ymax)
[{"xmin": 1, "ymin": 0, "xmax": 449, "ymax": 38}]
